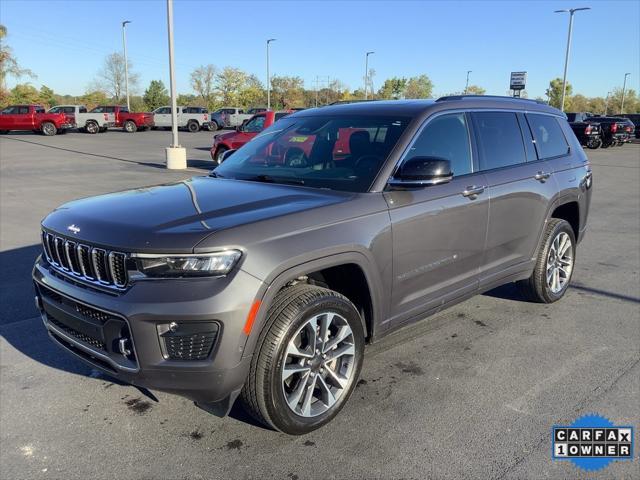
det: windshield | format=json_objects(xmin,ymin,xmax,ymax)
[{"xmin": 214, "ymin": 115, "xmax": 410, "ymax": 192}]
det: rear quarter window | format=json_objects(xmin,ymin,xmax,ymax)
[
  {"xmin": 526, "ymin": 114, "xmax": 570, "ymax": 159},
  {"xmin": 472, "ymin": 111, "xmax": 527, "ymax": 170}
]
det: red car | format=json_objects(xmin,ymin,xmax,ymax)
[
  {"xmin": 91, "ymin": 105, "xmax": 154, "ymax": 133},
  {"xmin": 210, "ymin": 110, "xmax": 291, "ymax": 163},
  {"xmin": 0, "ymin": 104, "xmax": 75, "ymax": 136}
]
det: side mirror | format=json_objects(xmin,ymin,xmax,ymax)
[
  {"xmin": 389, "ymin": 156, "xmax": 453, "ymax": 187},
  {"xmin": 220, "ymin": 149, "xmax": 237, "ymax": 163}
]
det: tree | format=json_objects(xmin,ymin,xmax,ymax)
[
  {"xmin": 237, "ymin": 74, "xmax": 265, "ymax": 108},
  {"xmin": 95, "ymin": 52, "xmax": 138, "ymax": 101},
  {"xmin": 270, "ymin": 75, "xmax": 305, "ymax": 108},
  {"xmin": 80, "ymin": 90, "xmax": 108, "ymax": 110},
  {"xmin": 465, "ymin": 85, "xmax": 485, "ymax": 95},
  {"xmin": 404, "ymin": 75, "xmax": 434, "ymax": 98},
  {"xmin": 587, "ymin": 96, "xmax": 606, "ymax": 115},
  {"xmin": 0, "ymin": 25, "xmax": 35, "ymax": 91},
  {"xmin": 547, "ymin": 78, "xmax": 572, "ymax": 110},
  {"xmin": 608, "ymin": 87, "xmax": 638, "ymax": 114},
  {"xmin": 177, "ymin": 93, "xmax": 198, "ymax": 106},
  {"xmin": 8, "ymin": 83, "xmax": 40, "ymax": 104},
  {"xmin": 569, "ymin": 94, "xmax": 589, "ymax": 112},
  {"xmin": 377, "ymin": 77, "xmax": 408, "ymax": 100},
  {"xmin": 39, "ymin": 85, "xmax": 56, "ymax": 108},
  {"xmin": 143, "ymin": 80, "xmax": 169, "ymax": 110},
  {"xmin": 190, "ymin": 64, "xmax": 217, "ymax": 106},
  {"xmin": 215, "ymin": 67, "xmax": 246, "ymax": 106}
]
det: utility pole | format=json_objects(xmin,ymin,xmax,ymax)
[
  {"xmin": 605, "ymin": 91, "xmax": 611, "ymax": 115},
  {"xmin": 164, "ymin": 0, "xmax": 186, "ymax": 169},
  {"xmin": 621, "ymin": 73, "xmax": 631, "ymax": 114},
  {"xmin": 555, "ymin": 7, "xmax": 590, "ymax": 112},
  {"xmin": 121, "ymin": 20, "xmax": 131, "ymax": 110},
  {"xmin": 364, "ymin": 51, "xmax": 374, "ymax": 100},
  {"xmin": 315, "ymin": 75, "xmax": 319, "ymax": 107},
  {"xmin": 266, "ymin": 38, "xmax": 276, "ymax": 110},
  {"xmin": 464, "ymin": 70, "xmax": 472, "ymax": 94}
]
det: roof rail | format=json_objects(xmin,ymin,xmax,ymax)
[{"xmin": 436, "ymin": 95, "xmax": 547, "ymax": 105}]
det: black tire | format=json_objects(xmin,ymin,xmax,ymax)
[
  {"xmin": 210, "ymin": 120, "xmax": 219, "ymax": 132},
  {"xmin": 187, "ymin": 121, "xmax": 200, "ymax": 132},
  {"xmin": 215, "ymin": 146, "xmax": 229, "ymax": 164},
  {"xmin": 85, "ymin": 121, "xmax": 99, "ymax": 134},
  {"xmin": 517, "ymin": 218, "xmax": 576, "ymax": 303},
  {"xmin": 124, "ymin": 120, "xmax": 137, "ymax": 133},
  {"xmin": 240, "ymin": 284, "xmax": 365, "ymax": 435},
  {"xmin": 41, "ymin": 122, "xmax": 57, "ymax": 136},
  {"xmin": 586, "ymin": 138, "xmax": 602, "ymax": 149}
]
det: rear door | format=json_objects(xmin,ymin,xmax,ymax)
[
  {"xmin": 384, "ymin": 112, "xmax": 489, "ymax": 328},
  {"xmin": 471, "ymin": 111, "xmax": 558, "ymax": 287},
  {"xmin": 1, "ymin": 106, "xmax": 20, "ymax": 129},
  {"xmin": 15, "ymin": 106, "xmax": 33, "ymax": 129}
]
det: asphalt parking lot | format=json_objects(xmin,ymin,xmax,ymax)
[{"xmin": 1, "ymin": 130, "xmax": 638, "ymax": 480}]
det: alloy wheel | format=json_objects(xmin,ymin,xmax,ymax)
[
  {"xmin": 546, "ymin": 231, "xmax": 573, "ymax": 294},
  {"xmin": 281, "ymin": 312, "xmax": 356, "ymax": 418}
]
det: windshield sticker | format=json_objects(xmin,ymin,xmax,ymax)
[{"xmin": 288, "ymin": 136, "xmax": 309, "ymax": 143}]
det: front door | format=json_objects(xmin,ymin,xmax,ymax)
[
  {"xmin": 154, "ymin": 107, "xmax": 172, "ymax": 127},
  {"xmin": 470, "ymin": 111, "xmax": 558, "ymax": 286},
  {"xmin": 384, "ymin": 112, "xmax": 489, "ymax": 328}
]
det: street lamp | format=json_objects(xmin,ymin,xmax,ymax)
[
  {"xmin": 266, "ymin": 38, "xmax": 276, "ymax": 110},
  {"xmin": 364, "ymin": 51, "xmax": 374, "ymax": 100},
  {"xmin": 464, "ymin": 70, "xmax": 472, "ymax": 94},
  {"xmin": 554, "ymin": 7, "xmax": 590, "ymax": 112},
  {"xmin": 621, "ymin": 73, "xmax": 631, "ymax": 114},
  {"xmin": 164, "ymin": 0, "xmax": 186, "ymax": 169},
  {"xmin": 121, "ymin": 20, "xmax": 132, "ymax": 110}
]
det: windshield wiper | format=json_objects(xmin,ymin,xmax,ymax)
[{"xmin": 246, "ymin": 174, "xmax": 305, "ymax": 186}]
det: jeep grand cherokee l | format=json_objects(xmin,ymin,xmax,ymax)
[{"xmin": 33, "ymin": 96, "xmax": 592, "ymax": 435}]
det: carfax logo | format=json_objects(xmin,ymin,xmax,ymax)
[{"xmin": 552, "ymin": 414, "xmax": 634, "ymax": 471}]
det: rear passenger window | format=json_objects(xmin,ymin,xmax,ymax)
[
  {"xmin": 473, "ymin": 112, "xmax": 526, "ymax": 170},
  {"xmin": 526, "ymin": 114, "xmax": 569, "ymax": 159},
  {"xmin": 407, "ymin": 113, "xmax": 473, "ymax": 176}
]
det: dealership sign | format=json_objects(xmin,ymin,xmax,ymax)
[{"xmin": 510, "ymin": 71, "xmax": 527, "ymax": 91}]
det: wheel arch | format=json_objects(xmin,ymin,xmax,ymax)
[
  {"xmin": 242, "ymin": 251, "xmax": 382, "ymax": 359},
  {"xmin": 550, "ymin": 201, "xmax": 580, "ymax": 240}
]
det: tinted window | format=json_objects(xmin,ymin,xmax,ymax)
[
  {"xmin": 1, "ymin": 106, "xmax": 18, "ymax": 114},
  {"xmin": 79, "ymin": 107, "xmax": 87, "ymax": 113},
  {"xmin": 243, "ymin": 115, "xmax": 266, "ymax": 132},
  {"xmin": 18, "ymin": 106, "xmax": 30, "ymax": 114},
  {"xmin": 473, "ymin": 112, "xmax": 526, "ymax": 170},
  {"xmin": 274, "ymin": 112, "xmax": 289, "ymax": 121},
  {"xmin": 91, "ymin": 106, "xmax": 105, "ymax": 113},
  {"xmin": 406, "ymin": 113, "xmax": 473, "ymax": 176},
  {"xmin": 119, "ymin": 107, "xmax": 128, "ymax": 113},
  {"xmin": 35, "ymin": 107, "xmax": 46, "ymax": 114},
  {"xmin": 527, "ymin": 114, "xmax": 569, "ymax": 159}
]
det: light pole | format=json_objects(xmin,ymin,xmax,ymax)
[
  {"xmin": 605, "ymin": 91, "xmax": 611, "ymax": 115},
  {"xmin": 621, "ymin": 73, "xmax": 631, "ymax": 114},
  {"xmin": 464, "ymin": 70, "xmax": 472, "ymax": 94},
  {"xmin": 555, "ymin": 7, "xmax": 590, "ymax": 112},
  {"xmin": 164, "ymin": 0, "xmax": 185, "ymax": 169},
  {"xmin": 121, "ymin": 20, "xmax": 131, "ymax": 110},
  {"xmin": 266, "ymin": 38, "xmax": 276, "ymax": 110},
  {"xmin": 364, "ymin": 51, "xmax": 374, "ymax": 100}
]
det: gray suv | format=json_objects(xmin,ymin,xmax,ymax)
[{"xmin": 33, "ymin": 96, "xmax": 592, "ymax": 434}]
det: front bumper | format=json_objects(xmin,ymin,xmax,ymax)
[{"xmin": 32, "ymin": 256, "xmax": 262, "ymax": 414}]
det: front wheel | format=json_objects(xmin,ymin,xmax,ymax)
[
  {"xmin": 210, "ymin": 121, "xmax": 219, "ymax": 131},
  {"xmin": 215, "ymin": 146, "xmax": 229, "ymax": 164},
  {"xmin": 517, "ymin": 218, "xmax": 576, "ymax": 303},
  {"xmin": 124, "ymin": 120, "xmax": 137, "ymax": 133},
  {"xmin": 85, "ymin": 121, "xmax": 99, "ymax": 134},
  {"xmin": 41, "ymin": 122, "xmax": 57, "ymax": 136},
  {"xmin": 241, "ymin": 284, "xmax": 365, "ymax": 435}
]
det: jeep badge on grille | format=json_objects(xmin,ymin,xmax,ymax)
[{"xmin": 67, "ymin": 224, "xmax": 80, "ymax": 234}]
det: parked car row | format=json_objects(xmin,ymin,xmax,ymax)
[
  {"xmin": 566, "ymin": 112, "xmax": 636, "ymax": 149},
  {"xmin": 0, "ymin": 103, "xmax": 272, "ymax": 136}
]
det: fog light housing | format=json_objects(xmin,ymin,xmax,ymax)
[{"xmin": 157, "ymin": 322, "xmax": 219, "ymax": 361}]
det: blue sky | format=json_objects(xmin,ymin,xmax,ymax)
[{"xmin": 2, "ymin": 0, "xmax": 638, "ymax": 98}]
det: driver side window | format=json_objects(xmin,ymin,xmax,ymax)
[
  {"xmin": 244, "ymin": 116, "xmax": 266, "ymax": 133},
  {"xmin": 408, "ymin": 113, "xmax": 473, "ymax": 176}
]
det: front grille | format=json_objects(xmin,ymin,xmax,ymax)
[
  {"xmin": 48, "ymin": 317, "xmax": 106, "ymax": 351},
  {"xmin": 41, "ymin": 231, "xmax": 129, "ymax": 289}
]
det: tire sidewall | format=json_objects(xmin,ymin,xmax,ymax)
[
  {"xmin": 188, "ymin": 121, "xmax": 199, "ymax": 132},
  {"xmin": 86, "ymin": 121, "xmax": 99, "ymax": 134},
  {"xmin": 539, "ymin": 221, "xmax": 576, "ymax": 302},
  {"xmin": 124, "ymin": 121, "xmax": 136, "ymax": 133},
  {"xmin": 264, "ymin": 295, "xmax": 365, "ymax": 435},
  {"xmin": 42, "ymin": 122, "xmax": 56, "ymax": 136}
]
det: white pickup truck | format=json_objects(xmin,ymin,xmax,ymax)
[
  {"xmin": 152, "ymin": 106, "xmax": 212, "ymax": 132},
  {"xmin": 212, "ymin": 107, "xmax": 254, "ymax": 128},
  {"xmin": 48, "ymin": 105, "xmax": 115, "ymax": 134}
]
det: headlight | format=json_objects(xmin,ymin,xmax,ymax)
[{"xmin": 135, "ymin": 250, "xmax": 241, "ymax": 277}]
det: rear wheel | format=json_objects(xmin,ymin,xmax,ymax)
[
  {"xmin": 187, "ymin": 121, "xmax": 200, "ymax": 132},
  {"xmin": 241, "ymin": 284, "xmax": 365, "ymax": 435},
  {"xmin": 517, "ymin": 218, "xmax": 576, "ymax": 303},
  {"xmin": 586, "ymin": 137, "xmax": 602, "ymax": 149},
  {"xmin": 85, "ymin": 121, "xmax": 99, "ymax": 134},
  {"xmin": 210, "ymin": 120, "xmax": 219, "ymax": 131},
  {"xmin": 41, "ymin": 122, "xmax": 57, "ymax": 136},
  {"xmin": 124, "ymin": 120, "xmax": 137, "ymax": 133}
]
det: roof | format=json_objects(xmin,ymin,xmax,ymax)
[{"xmin": 291, "ymin": 96, "xmax": 561, "ymax": 118}]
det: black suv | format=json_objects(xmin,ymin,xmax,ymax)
[{"xmin": 33, "ymin": 96, "xmax": 592, "ymax": 434}]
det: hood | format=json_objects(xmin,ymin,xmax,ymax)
[
  {"xmin": 42, "ymin": 177, "xmax": 350, "ymax": 253},
  {"xmin": 216, "ymin": 130, "xmax": 238, "ymax": 142}
]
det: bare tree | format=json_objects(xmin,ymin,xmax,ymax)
[
  {"xmin": 0, "ymin": 24, "xmax": 35, "ymax": 91},
  {"xmin": 95, "ymin": 52, "xmax": 138, "ymax": 101},
  {"xmin": 190, "ymin": 64, "xmax": 217, "ymax": 106}
]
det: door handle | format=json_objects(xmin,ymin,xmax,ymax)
[
  {"xmin": 534, "ymin": 171, "xmax": 551, "ymax": 182},
  {"xmin": 461, "ymin": 185, "xmax": 486, "ymax": 199}
]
